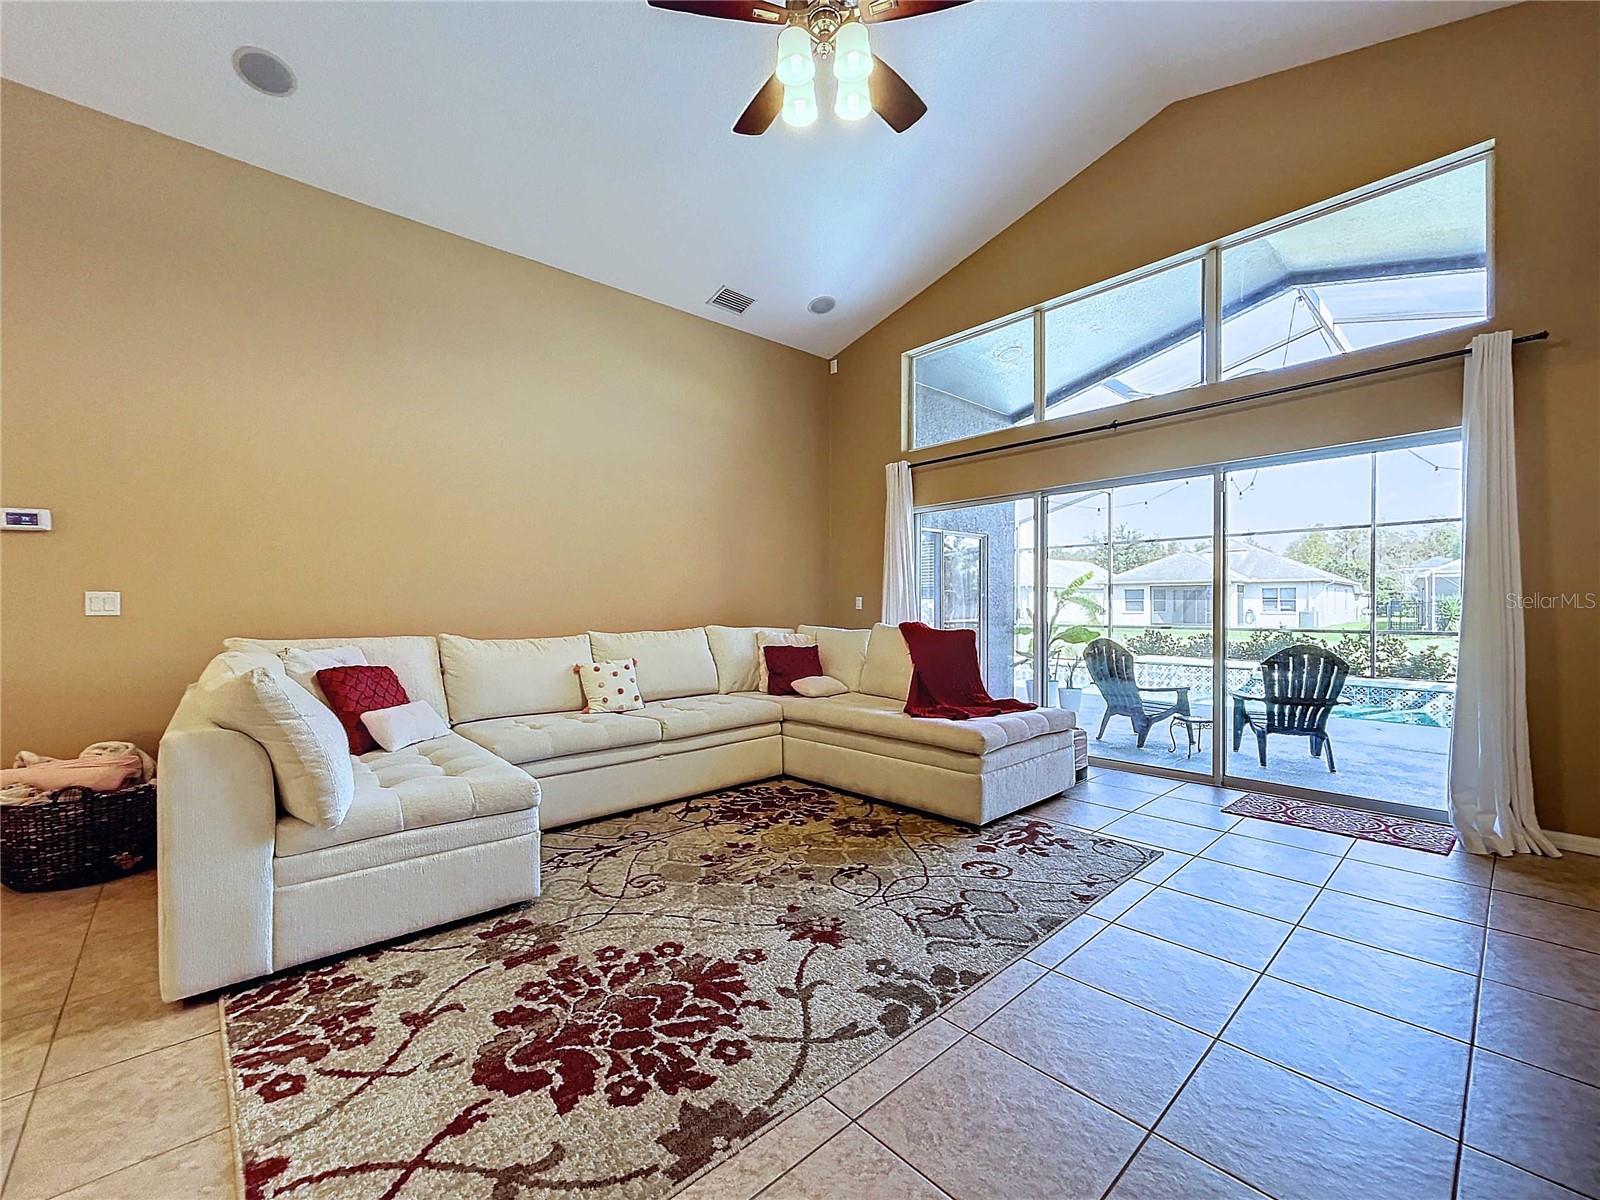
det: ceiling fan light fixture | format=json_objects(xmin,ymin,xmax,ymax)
[
  {"xmin": 775, "ymin": 24, "xmax": 815, "ymax": 86},
  {"xmin": 833, "ymin": 19, "xmax": 874, "ymax": 82},
  {"xmin": 781, "ymin": 80, "xmax": 818, "ymax": 128},
  {"xmin": 835, "ymin": 76, "xmax": 872, "ymax": 121}
]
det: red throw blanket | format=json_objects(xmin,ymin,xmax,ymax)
[{"xmin": 899, "ymin": 621, "xmax": 1038, "ymax": 720}]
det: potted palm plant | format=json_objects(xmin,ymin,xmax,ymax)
[{"xmin": 1018, "ymin": 571, "xmax": 1103, "ymax": 709}]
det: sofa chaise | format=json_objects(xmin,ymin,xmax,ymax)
[{"xmin": 158, "ymin": 622, "xmax": 1080, "ymax": 1000}]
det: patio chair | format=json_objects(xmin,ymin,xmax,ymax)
[
  {"xmin": 1083, "ymin": 637, "xmax": 1191, "ymax": 749},
  {"xmin": 1232, "ymin": 643, "xmax": 1349, "ymax": 772}
]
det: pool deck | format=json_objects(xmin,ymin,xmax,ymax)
[{"xmin": 1071, "ymin": 691, "xmax": 1450, "ymax": 811}]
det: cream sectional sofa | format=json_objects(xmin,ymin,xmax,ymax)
[{"xmin": 158, "ymin": 623, "xmax": 1078, "ymax": 999}]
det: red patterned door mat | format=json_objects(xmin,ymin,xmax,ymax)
[{"xmin": 1221, "ymin": 793, "xmax": 1458, "ymax": 855}]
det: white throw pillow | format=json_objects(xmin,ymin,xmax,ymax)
[
  {"xmin": 756, "ymin": 631, "xmax": 817, "ymax": 693},
  {"xmin": 791, "ymin": 675, "xmax": 848, "ymax": 698},
  {"xmin": 279, "ymin": 645, "xmax": 368, "ymax": 708},
  {"xmin": 577, "ymin": 659, "xmax": 644, "ymax": 713},
  {"xmin": 360, "ymin": 701, "xmax": 450, "ymax": 752},
  {"xmin": 198, "ymin": 659, "xmax": 355, "ymax": 828}
]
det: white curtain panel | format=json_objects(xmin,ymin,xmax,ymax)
[
  {"xmin": 882, "ymin": 461, "xmax": 918, "ymax": 626},
  {"xmin": 1448, "ymin": 331, "xmax": 1558, "ymax": 857}
]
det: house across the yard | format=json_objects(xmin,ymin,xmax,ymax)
[
  {"xmin": 1398, "ymin": 554, "xmax": 1464, "ymax": 630},
  {"xmin": 1113, "ymin": 546, "xmax": 1364, "ymax": 629}
]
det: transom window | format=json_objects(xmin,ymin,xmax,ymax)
[{"xmin": 906, "ymin": 148, "xmax": 1491, "ymax": 452}]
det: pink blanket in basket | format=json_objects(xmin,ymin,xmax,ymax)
[{"xmin": 0, "ymin": 754, "xmax": 144, "ymax": 793}]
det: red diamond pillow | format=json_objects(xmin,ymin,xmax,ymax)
[
  {"xmin": 763, "ymin": 644, "xmax": 824, "ymax": 696},
  {"xmin": 315, "ymin": 665, "xmax": 411, "ymax": 754}
]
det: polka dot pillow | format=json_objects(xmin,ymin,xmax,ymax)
[{"xmin": 575, "ymin": 658, "xmax": 644, "ymax": 713}]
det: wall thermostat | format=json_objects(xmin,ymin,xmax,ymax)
[{"xmin": 3, "ymin": 508, "xmax": 51, "ymax": 531}]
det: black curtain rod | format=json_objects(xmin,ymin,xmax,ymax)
[{"xmin": 911, "ymin": 329, "xmax": 1551, "ymax": 471}]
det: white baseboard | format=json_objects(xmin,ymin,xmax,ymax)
[{"xmin": 1548, "ymin": 831, "xmax": 1600, "ymax": 857}]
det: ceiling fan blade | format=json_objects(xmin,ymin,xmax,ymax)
[
  {"xmin": 646, "ymin": 0, "xmax": 787, "ymax": 23},
  {"xmin": 868, "ymin": 56, "xmax": 928, "ymax": 133},
  {"xmin": 734, "ymin": 73, "xmax": 785, "ymax": 135},
  {"xmin": 859, "ymin": 0, "xmax": 971, "ymax": 23}
]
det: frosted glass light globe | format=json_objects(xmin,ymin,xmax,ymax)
[
  {"xmin": 835, "ymin": 76, "xmax": 872, "ymax": 121},
  {"xmin": 775, "ymin": 24, "xmax": 816, "ymax": 87},
  {"xmin": 781, "ymin": 81, "xmax": 818, "ymax": 127},
  {"xmin": 833, "ymin": 20, "xmax": 873, "ymax": 82}
]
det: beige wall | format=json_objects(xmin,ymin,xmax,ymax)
[
  {"xmin": 0, "ymin": 83, "xmax": 829, "ymax": 760},
  {"xmin": 824, "ymin": 3, "xmax": 1600, "ymax": 835}
]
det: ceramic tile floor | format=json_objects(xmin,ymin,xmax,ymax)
[{"xmin": 3, "ymin": 769, "xmax": 1598, "ymax": 1199}]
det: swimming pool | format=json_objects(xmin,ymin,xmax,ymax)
[{"xmin": 1339, "ymin": 704, "xmax": 1449, "ymax": 728}]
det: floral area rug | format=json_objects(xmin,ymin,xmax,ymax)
[
  {"xmin": 1222, "ymin": 792, "xmax": 1458, "ymax": 854},
  {"xmin": 224, "ymin": 779, "xmax": 1157, "ymax": 1199}
]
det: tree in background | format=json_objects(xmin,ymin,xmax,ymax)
[
  {"xmin": 1079, "ymin": 524, "xmax": 1185, "ymax": 572},
  {"xmin": 1283, "ymin": 527, "xmax": 1370, "ymax": 587}
]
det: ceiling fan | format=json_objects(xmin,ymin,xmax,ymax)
[{"xmin": 647, "ymin": 0, "xmax": 971, "ymax": 134}]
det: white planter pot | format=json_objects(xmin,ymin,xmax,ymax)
[{"xmin": 1026, "ymin": 680, "xmax": 1083, "ymax": 711}]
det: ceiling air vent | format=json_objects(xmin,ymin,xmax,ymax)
[{"xmin": 707, "ymin": 286, "xmax": 756, "ymax": 315}]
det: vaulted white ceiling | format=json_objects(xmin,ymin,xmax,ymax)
[{"xmin": 0, "ymin": 1, "xmax": 1501, "ymax": 357}]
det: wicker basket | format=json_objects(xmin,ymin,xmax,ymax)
[{"xmin": 0, "ymin": 782, "xmax": 156, "ymax": 892}]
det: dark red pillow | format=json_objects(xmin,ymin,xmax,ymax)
[
  {"xmin": 763, "ymin": 644, "xmax": 824, "ymax": 696},
  {"xmin": 316, "ymin": 665, "xmax": 410, "ymax": 754}
]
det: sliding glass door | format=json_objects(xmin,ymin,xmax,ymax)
[
  {"xmin": 1222, "ymin": 440, "xmax": 1461, "ymax": 811},
  {"xmin": 1044, "ymin": 473, "xmax": 1215, "ymax": 776},
  {"xmin": 913, "ymin": 431, "xmax": 1464, "ymax": 815}
]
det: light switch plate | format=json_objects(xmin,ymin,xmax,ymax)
[
  {"xmin": 854, "ymin": 596, "xmax": 864, "ymax": 610},
  {"xmin": 84, "ymin": 591, "xmax": 121, "ymax": 616}
]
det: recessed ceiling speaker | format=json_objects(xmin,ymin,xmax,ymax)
[
  {"xmin": 233, "ymin": 47, "xmax": 296, "ymax": 97},
  {"xmin": 808, "ymin": 296, "xmax": 837, "ymax": 315}
]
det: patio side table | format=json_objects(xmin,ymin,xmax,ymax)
[{"xmin": 1169, "ymin": 707, "xmax": 1213, "ymax": 758}]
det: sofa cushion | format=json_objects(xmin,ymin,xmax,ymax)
[
  {"xmin": 783, "ymin": 722, "xmax": 1077, "ymax": 775},
  {"xmin": 453, "ymin": 710, "xmax": 662, "ymax": 766},
  {"xmin": 777, "ymin": 692, "xmax": 1075, "ymax": 755},
  {"xmin": 704, "ymin": 626, "xmax": 794, "ymax": 693},
  {"xmin": 517, "ymin": 723, "xmax": 780, "ymax": 779},
  {"xmin": 226, "ymin": 636, "xmax": 448, "ymax": 719},
  {"xmin": 798, "ymin": 626, "xmax": 871, "ymax": 692},
  {"xmin": 857, "ymin": 624, "xmax": 914, "ymax": 701},
  {"xmin": 589, "ymin": 628, "xmax": 718, "ymax": 701},
  {"xmin": 198, "ymin": 652, "xmax": 355, "ymax": 829},
  {"xmin": 437, "ymin": 633, "xmax": 591, "ymax": 723},
  {"xmin": 273, "ymin": 809, "xmax": 537, "ymax": 888},
  {"xmin": 634, "ymin": 694, "xmax": 784, "ymax": 741},
  {"xmin": 275, "ymin": 732, "xmax": 537, "ymax": 857}
]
